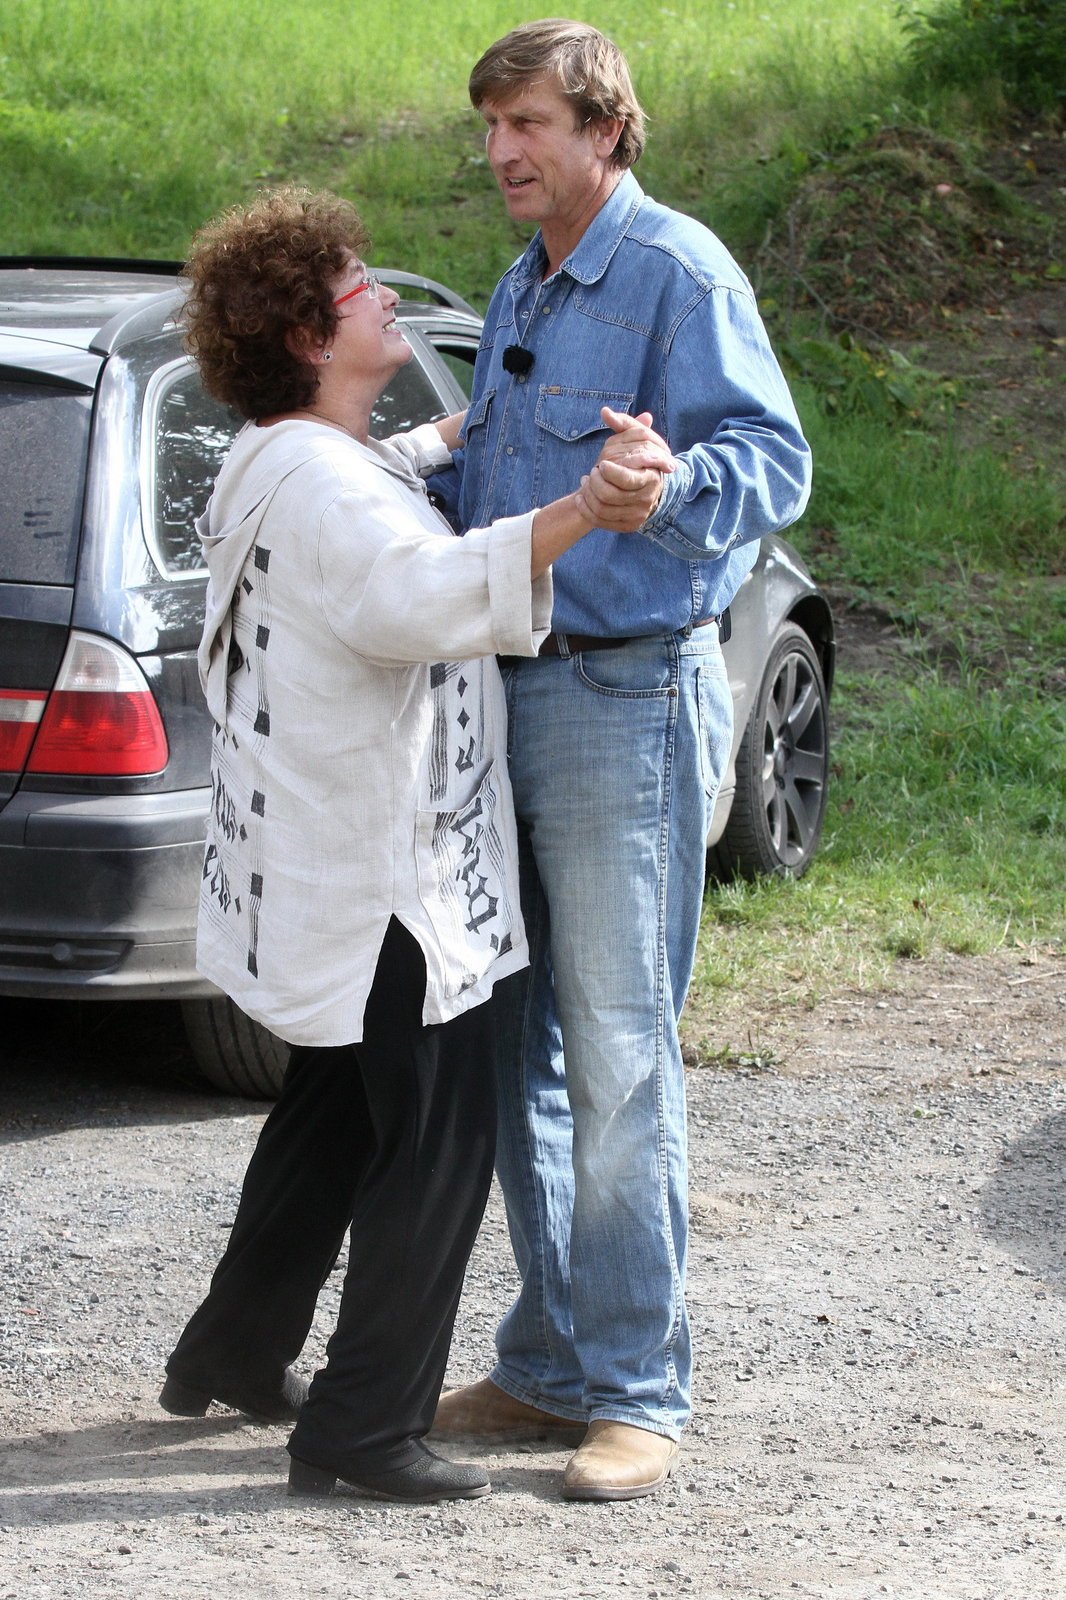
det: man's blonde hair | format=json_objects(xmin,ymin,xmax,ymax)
[{"xmin": 469, "ymin": 19, "xmax": 646, "ymax": 170}]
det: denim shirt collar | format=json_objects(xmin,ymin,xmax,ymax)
[{"xmin": 511, "ymin": 170, "xmax": 645, "ymax": 291}]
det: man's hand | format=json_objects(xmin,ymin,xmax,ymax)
[
  {"xmin": 576, "ymin": 407, "xmax": 675, "ymax": 530},
  {"xmin": 597, "ymin": 406, "xmax": 674, "ymax": 469}
]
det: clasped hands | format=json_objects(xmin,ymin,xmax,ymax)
[{"xmin": 576, "ymin": 406, "xmax": 676, "ymax": 531}]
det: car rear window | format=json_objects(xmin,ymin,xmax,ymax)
[
  {"xmin": 146, "ymin": 356, "xmax": 450, "ymax": 576},
  {"xmin": 0, "ymin": 380, "xmax": 91, "ymax": 585},
  {"xmin": 146, "ymin": 361, "xmax": 240, "ymax": 574}
]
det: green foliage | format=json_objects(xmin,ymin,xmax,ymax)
[
  {"xmin": 783, "ymin": 333, "xmax": 958, "ymax": 421},
  {"xmin": 902, "ymin": 0, "xmax": 1066, "ymax": 114}
]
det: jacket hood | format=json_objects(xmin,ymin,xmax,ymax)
[{"xmin": 196, "ymin": 420, "xmax": 421, "ymax": 727}]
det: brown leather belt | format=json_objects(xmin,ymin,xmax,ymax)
[
  {"xmin": 535, "ymin": 615, "xmax": 721, "ymax": 657},
  {"xmin": 539, "ymin": 631, "xmax": 624, "ymax": 656}
]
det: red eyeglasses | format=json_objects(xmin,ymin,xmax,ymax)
[{"xmin": 333, "ymin": 271, "xmax": 381, "ymax": 307}]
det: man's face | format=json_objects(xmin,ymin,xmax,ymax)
[{"xmin": 479, "ymin": 81, "xmax": 621, "ymax": 239}]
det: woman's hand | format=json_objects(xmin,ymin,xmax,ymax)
[
  {"xmin": 529, "ymin": 410, "xmax": 676, "ymax": 576},
  {"xmin": 577, "ymin": 407, "xmax": 676, "ymax": 531},
  {"xmin": 596, "ymin": 407, "xmax": 674, "ymax": 470},
  {"xmin": 433, "ymin": 410, "xmax": 468, "ymax": 452}
]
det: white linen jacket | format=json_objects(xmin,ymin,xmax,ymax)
[{"xmin": 195, "ymin": 418, "xmax": 552, "ymax": 1046}]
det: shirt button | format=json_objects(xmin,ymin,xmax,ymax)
[
  {"xmin": 542, "ymin": 305, "xmax": 552, "ymax": 315},
  {"xmin": 506, "ymin": 446, "xmax": 514, "ymax": 455}
]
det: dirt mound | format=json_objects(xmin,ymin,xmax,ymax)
[{"xmin": 766, "ymin": 121, "xmax": 1063, "ymax": 338}]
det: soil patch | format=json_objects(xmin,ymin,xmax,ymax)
[
  {"xmin": 0, "ymin": 949, "xmax": 1063, "ymax": 1599},
  {"xmin": 769, "ymin": 122, "xmax": 1064, "ymax": 340},
  {"xmin": 765, "ymin": 120, "xmax": 1065, "ymax": 491}
]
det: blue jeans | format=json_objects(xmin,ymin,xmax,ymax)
[{"xmin": 489, "ymin": 625, "xmax": 733, "ymax": 1439}]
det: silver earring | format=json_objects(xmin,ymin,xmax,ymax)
[{"xmin": 321, "ymin": 350, "xmax": 333, "ymax": 363}]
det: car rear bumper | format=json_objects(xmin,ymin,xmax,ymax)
[{"xmin": 0, "ymin": 786, "xmax": 216, "ymax": 998}]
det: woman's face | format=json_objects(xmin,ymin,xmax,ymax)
[{"xmin": 324, "ymin": 257, "xmax": 412, "ymax": 385}]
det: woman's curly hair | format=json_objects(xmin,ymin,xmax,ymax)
[{"xmin": 181, "ymin": 186, "xmax": 370, "ymax": 420}]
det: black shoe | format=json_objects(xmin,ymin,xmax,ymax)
[
  {"xmin": 287, "ymin": 1444, "xmax": 490, "ymax": 1504},
  {"xmin": 159, "ymin": 1366, "xmax": 309, "ymax": 1424}
]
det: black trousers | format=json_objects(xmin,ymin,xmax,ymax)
[{"xmin": 166, "ymin": 918, "xmax": 497, "ymax": 1470}]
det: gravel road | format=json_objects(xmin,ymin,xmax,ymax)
[{"xmin": 1, "ymin": 948, "xmax": 1063, "ymax": 1599}]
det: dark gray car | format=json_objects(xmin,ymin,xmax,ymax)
[{"xmin": 0, "ymin": 259, "xmax": 832, "ymax": 1096}]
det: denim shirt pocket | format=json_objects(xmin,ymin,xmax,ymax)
[
  {"xmin": 533, "ymin": 386, "xmax": 637, "ymax": 496},
  {"xmin": 534, "ymin": 387, "xmax": 637, "ymax": 442},
  {"xmin": 460, "ymin": 386, "xmax": 496, "ymax": 496}
]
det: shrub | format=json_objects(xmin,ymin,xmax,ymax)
[{"xmin": 903, "ymin": 0, "xmax": 1066, "ymax": 114}]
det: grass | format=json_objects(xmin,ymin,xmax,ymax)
[
  {"xmin": 689, "ymin": 659, "xmax": 1065, "ymax": 1018},
  {"xmin": 0, "ymin": 0, "xmax": 909, "ymax": 269},
  {"xmin": 795, "ymin": 394, "xmax": 1065, "ymax": 607},
  {"xmin": 2, "ymin": 0, "xmax": 1063, "ymax": 1009},
  {"xmin": 692, "ymin": 375, "xmax": 1065, "ymax": 1014}
]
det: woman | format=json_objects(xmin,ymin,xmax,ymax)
[{"xmin": 158, "ymin": 186, "xmax": 668, "ymax": 1504}]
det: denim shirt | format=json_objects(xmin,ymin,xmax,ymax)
[{"xmin": 433, "ymin": 170, "xmax": 812, "ymax": 636}]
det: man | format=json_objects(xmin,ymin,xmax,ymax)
[{"xmin": 432, "ymin": 20, "xmax": 812, "ymax": 1501}]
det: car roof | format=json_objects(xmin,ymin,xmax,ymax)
[
  {"xmin": 0, "ymin": 260, "xmax": 180, "ymax": 349},
  {"xmin": 0, "ymin": 258, "xmax": 480, "ymax": 366}
]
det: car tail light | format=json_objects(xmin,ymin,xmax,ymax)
[
  {"xmin": 0, "ymin": 689, "xmax": 48, "ymax": 772},
  {"xmin": 25, "ymin": 632, "xmax": 169, "ymax": 777}
]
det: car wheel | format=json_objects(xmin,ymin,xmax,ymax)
[
  {"xmin": 179, "ymin": 996, "xmax": 290, "ymax": 1097},
  {"xmin": 710, "ymin": 621, "xmax": 829, "ymax": 881}
]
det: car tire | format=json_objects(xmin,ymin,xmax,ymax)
[
  {"xmin": 709, "ymin": 621, "xmax": 829, "ymax": 881},
  {"xmin": 179, "ymin": 996, "xmax": 290, "ymax": 1098}
]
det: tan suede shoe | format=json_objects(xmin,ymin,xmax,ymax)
[
  {"xmin": 562, "ymin": 1420, "xmax": 679, "ymax": 1501},
  {"xmin": 431, "ymin": 1378, "xmax": 586, "ymax": 1441}
]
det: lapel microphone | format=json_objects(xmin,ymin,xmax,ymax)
[{"xmin": 502, "ymin": 345, "xmax": 535, "ymax": 376}]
